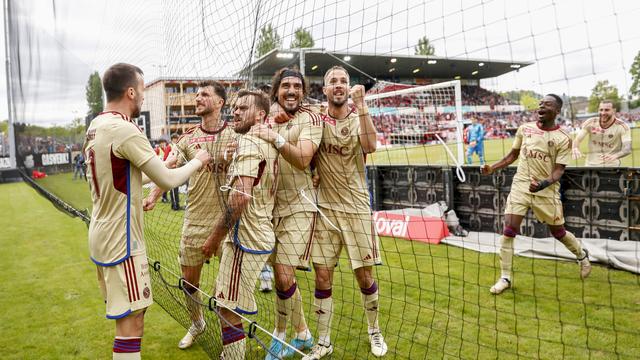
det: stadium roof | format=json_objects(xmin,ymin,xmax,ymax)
[{"xmin": 242, "ymin": 48, "xmax": 533, "ymax": 81}]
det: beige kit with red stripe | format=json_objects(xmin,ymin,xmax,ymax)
[{"xmin": 96, "ymin": 254, "xmax": 153, "ymax": 319}]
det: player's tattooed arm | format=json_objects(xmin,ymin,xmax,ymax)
[
  {"xmin": 530, "ymin": 164, "xmax": 565, "ymax": 192},
  {"xmin": 607, "ymin": 141, "xmax": 632, "ymax": 161},
  {"xmin": 201, "ymin": 175, "xmax": 253, "ymax": 258},
  {"xmin": 572, "ymin": 128, "xmax": 588, "ymax": 159},
  {"xmin": 142, "ymin": 186, "xmax": 165, "ymax": 211},
  {"xmin": 481, "ymin": 148, "xmax": 520, "ymax": 175}
]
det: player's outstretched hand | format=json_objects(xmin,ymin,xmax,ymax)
[
  {"xmin": 194, "ymin": 149, "xmax": 211, "ymax": 167},
  {"xmin": 142, "ymin": 196, "xmax": 156, "ymax": 211},
  {"xmin": 249, "ymin": 123, "xmax": 277, "ymax": 143},
  {"xmin": 349, "ymin": 84, "xmax": 366, "ymax": 109},
  {"xmin": 312, "ymin": 173, "xmax": 320, "ymax": 188},
  {"xmin": 164, "ymin": 153, "xmax": 178, "ymax": 168},
  {"xmin": 480, "ymin": 164, "xmax": 493, "ymax": 175},
  {"xmin": 571, "ymin": 147, "xmax": 583, "ymax": 160},
  {"xmin": 201, "ymin": 237, "xmax": 216, "ymax": 258},
  {"xmin": 223, "ymin": 140, "xmax": 237, "ymax": 162},
  {"xmin": 270, "ymin": 102, "xmax": 293, "ymax": 123}
]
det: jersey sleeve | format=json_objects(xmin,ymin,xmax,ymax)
[
  {"xmin": 113, "ymin": 125, "xmax": 156, "ymax": 168},
  {"xmin": 230, "ymin": 135, "xmax": 264, "ymax": 179},
  {"xmin": 174, "ymin": 136, "xmax": 189, "ymax": 166},
  {"xmin": 512, "ymin": 125, "xmax": 524, "ymax": 150},
  {"xmin": 556, "ymin": 136, "xmax": 572, "ymax": 165},
  {"xmin": 299, "ymin": 113, "xmax": 323, "ymax": 147},
  {"xmin": 621, "ymin": 123, "xmax": 631, "ymax": 143}
]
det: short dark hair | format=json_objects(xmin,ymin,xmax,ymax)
[
  {"xmin": 546, "ymin": 94, "xmax": 563, "ymax": 110},
  {"xmin": 170, "ymin": 133, "xmax": 179, "ymax": 140},
  {"xmin": 324, "ymin": 65, "xmax": 349, "ymax": 82},
  {"xmin": 103, "ymin": 63, "xmax": 144, "ymax": 102},
  {"xmin": 269, "ymin": 68, "xmax": 307, "ymax": 103},
  {"xmin": 237, "ymin": 89, "xmax": 270, "ymax": 120},
  {"xmin": 600, "ymin": 99, "xmax": 617, "ymax": 110},
  {"xmin": 198, "ymin": 80, "xmax": 227, "ymax": 106}
]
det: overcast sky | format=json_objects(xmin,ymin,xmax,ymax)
[{"xmin": 1, "ymin": 0, "xmax": 639, "ymax": 126}]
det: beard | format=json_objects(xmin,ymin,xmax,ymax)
[
  {"xmin": 330, "ymin": 97, "xmax": 347, "ymax": 107},
  {"xmin": 196, "ymin": 107, "xmax": 213, "ymax": 116}
]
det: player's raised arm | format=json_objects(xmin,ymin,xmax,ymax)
[
  {"xmin": 351, "ymin": 84, "xmax": 377, "ymax": 154},
  {"xmin": 140, "ymin": 149, "xmax": 210, "ymax": 191},
  {"xmin": 572, "ymin": 121, "xmax": 590, "ymax": 160}
]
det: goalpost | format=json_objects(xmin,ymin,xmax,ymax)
[{"xmin": 365, "ymin": 80, "xmax": 464, "ymax": 166}]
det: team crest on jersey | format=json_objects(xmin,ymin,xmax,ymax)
[
  {"xmin": 547, "ymin": 140, "xmax": 554, "ymax": 147},
  {"xmin": 341, "ymin": 127, "xmax": 349, "ymax": 136},
  {"xmin": 608, "ymin": 134, "xmax": 613, "ymax": 138},
  {"xmin": 143, "ymin": 287, "xmax": 150, "ymax": 299},
  {"xmin": 286, "ymin": 122, "xmax": 293, "ymax": 130}
]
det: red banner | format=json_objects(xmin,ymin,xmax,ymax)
[{"xmin": 373, "ymin": 211, "xmax": 449, "ymax": 244}]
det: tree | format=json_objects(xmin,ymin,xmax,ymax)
[
  {"xmin": 256, "ymin": 23, "xmax": 282, "ymax": 58},
  {"xmin": 85, "ymin": 71, "xmax": 103, "ymax": 119},
  {"xmin": 414, "ymin": 36, "xmax": 435, "ymax": 56},
  {"xmin": 520, "ymin": 93, "xmax": 539, "ymax": 111},
  {"xmin": 290, "ymin": 27, "xmax": 314, "ymax": 48},
  {"xmin": 629, "ymin": 50, "xmax": 640, "ymax": 99},
  {"xmin": 588, "ymin": 80, "xmax": 621, "ymax": 113}
]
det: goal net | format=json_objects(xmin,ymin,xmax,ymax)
[{"xmin": 365, "ymin": 80, "xmax": 464, "ymax": 166}]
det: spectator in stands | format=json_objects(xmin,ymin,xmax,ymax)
[{"xmin": 466, "ymin": 116, "xmax": 485, "ymax": 165}]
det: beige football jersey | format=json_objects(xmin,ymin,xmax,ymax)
[
  {"xmin": 83, "ymin": 111, "xmax": 156, "ymax": 265},
  {"xmin": 316, "ymin": 110, "xmax": 371, "ymax": 214},
  {"xmin": 226, "ymin": 134, "xmax": 279, "ymax": 253},
  {"xmin": 270, "ymin": 106, "xmax": 323, "ymax": 217},
  {"xmin": 579, "ymin": 117, "xmax": 631, "ymax": 166},
  {"xmin": 511, "ymin": 121, "xmax": 572, "ymax": 198},
  {"xmin": 174, "ymin": 123, "xmax": 237, "ymax": 226}
]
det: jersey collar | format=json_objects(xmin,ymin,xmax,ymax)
[
  {"xmin": 99, "ymin": 111, "xmax": 131, "ymax": 122},
  {"xmin": 200, "ymin": 120, "xmax": 227, "ymax": 134}
]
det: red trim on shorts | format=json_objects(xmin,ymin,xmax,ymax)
[
  {"xmin": 229, "ymin": 246, "xmax": 243, "ymax": 302},
  {"xmin": 129, "ymin": 258, "xmax": 140, "ymax": 301},
  {"xmin": 124, "ymin": 259, "xmax": 133, "ymax": 302}
]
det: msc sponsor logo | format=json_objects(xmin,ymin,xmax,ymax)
[
  {"xmin": 524, "ymin": 149, "xmax": 550, "ymax": 162},
  {"xmin": 320, "ymin": 142, "xmax": 351, "ymax": 156}
]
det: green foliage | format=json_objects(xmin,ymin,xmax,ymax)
[
  {"xmin": 629, "ymin": 51, "xmax": 640, "ymax": 98},
  {"xmin": 500, "ymin": 90, "xmax": 542, "ymax": 104},
  {"xmin": 414, "ymin": 36, "xmax": 435, "ymax": 56},
  {"xmin": 520, "ymin": 93, "xmax": 539, "ymax": 110},
  {"xmin": 13, "ymin": 119, "xmax": 85, "ymax": 145},
  {"xmin": 588, "ymin": 80, "xmax": 621, "ymax": 112},
  {"xmin": 290, "ymin": 27, "xmax": 314, "ymax": 48},
  {"xmin": 85, "ymin": 71, "xmax": 103, "ymax": 119},
  {"xmin": 256, "ymin": 23, "xmax": 282, "ymax": 58}
]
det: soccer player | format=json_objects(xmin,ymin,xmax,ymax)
[
  {"xmin": 142, "ymin": 80, "xmax": 236, "ymax": 350},
  {"xmin": 201, "ymin": 90, "xmax": 278, "ymax": 360},
  {"xmin": 84, "ymin": 63, "xmax": 210, "ymax": 359},
  {"xmin": 249, "ymin": 68, "xmax": 322, "ymax": 359},
  {"xmin": 304, "ymin": 66, "xmax": 387, "ymax": 359},
  {"xmin": 481, "ymin": 94, "xmax": 592, "ymax": 295},
  {"xmin": 466, "ymin": 116, "xmax": 485, "ymax": 165},
  {"xmin": 571, "ymin": 100, "xmax": 631, "ymax": 166}
]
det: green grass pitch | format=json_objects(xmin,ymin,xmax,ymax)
[{"xmin": 3, "ymin": 164, "xmax": 638, "ymax": 358}]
